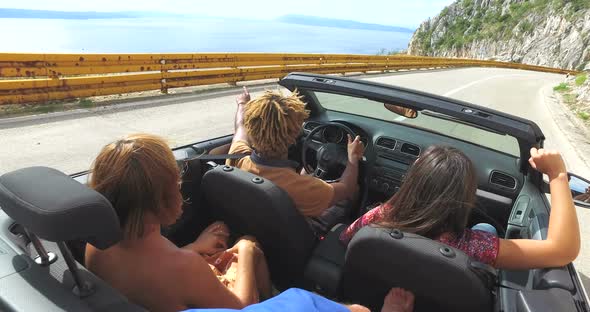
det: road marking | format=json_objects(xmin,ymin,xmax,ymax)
[{"xmin": 443, "ymin": 74, "xmax": 531, "ymax": 97}]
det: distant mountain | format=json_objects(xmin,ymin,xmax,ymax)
[
  {"xmin": 0, "ymin": 8, "xmax": 183, "ymax": 19},
  {"xmin": 276, "ymin": 14, "xmax": 414, "ymax": 33}
]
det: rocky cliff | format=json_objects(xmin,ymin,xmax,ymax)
[{"xmin": 408, "ymin": 0, "xmax": 590, "ymax": 70}]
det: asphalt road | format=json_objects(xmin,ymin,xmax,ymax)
[{"xmin": 0, "ymin": 67, "xmax": 589, "ymax": 291}]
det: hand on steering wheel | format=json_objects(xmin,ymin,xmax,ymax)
[
  {"xmin": 347, "ymin": 134, "xmax": 365, "ymax": 165},
  {"xmin": 302, "ymin": 122, "xmax": 359, "ymax": 181}
]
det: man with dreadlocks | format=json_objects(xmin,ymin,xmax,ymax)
[{"xmin": 227, "ymin": 86, "xmax": 364, "ymax": 235}]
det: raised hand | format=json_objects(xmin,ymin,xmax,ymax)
[
  {"xmin": 528, "ymin": 148, "xmax": 567, "ymax": 180},
  {"xmin": 236, "ymin": 86, "xmax": 251, "ymax": 106}
]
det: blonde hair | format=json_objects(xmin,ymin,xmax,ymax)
[
  {"xmin": 89, "ymin": 133, "xmax": 182, "ymax": 238},
  {"xmin": 244, "ymin": 90, "xmax": 310, "ymax": 158}
]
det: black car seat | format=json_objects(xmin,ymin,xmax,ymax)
[
  {"xmin": 201, "ymin": 165, "xmax": 318, "ymax": 290},
  {"xmin": 340, "ymin": 226, "xmax": 496, "ymax": 312},
  {"xmin": 0, "ymin": 166, "xmax": 145, "ymax": 311}
]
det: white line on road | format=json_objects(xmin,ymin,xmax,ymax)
[{"xmin": 443, "ymin": 74, "xmax": 531, "ymax": 97}]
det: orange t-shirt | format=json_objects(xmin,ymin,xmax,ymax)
[{"xmin": 226, "ymin": 141, "xmax": 334, "ymax": 217}]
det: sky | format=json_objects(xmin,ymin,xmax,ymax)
[{"xmin": 0, "ymin": 0, "xmax": 455, "ymax": 28}]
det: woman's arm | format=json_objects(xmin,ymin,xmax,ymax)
[
  {"xmin": 183, "ymin": 221, "xmax": 229, "ymax": 255},
  {"xmin": 181, "ymin": 253, "xmax": 246, "ymax": 309},
  {"xmin": 181, "ymin": 237, "xmax": 260, "ymax": 308},
  {"xmin": 495, "ymin": 148, "xmax": 580, "ymax": 269},
  {"xmin": 230, "ymin": 237, "xmax": 260, "ymax": 306}
]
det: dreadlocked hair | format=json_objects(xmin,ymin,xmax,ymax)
[{"xmin": 243, "ymin": 90, "xmax": 310, "ymax": 159}]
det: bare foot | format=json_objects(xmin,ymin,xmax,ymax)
[
  {"xmin": 381, "ymin": 288, "xmax": 414, "ymax": 312},
  {"xmin": 346, "ymin": 304, "xmax": 370, "ymax": 312}
]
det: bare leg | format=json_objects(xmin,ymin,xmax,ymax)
[{"xmin": 381, "ymin": 288, "xmax": 414, "ymax": 312}]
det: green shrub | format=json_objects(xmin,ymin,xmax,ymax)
[
  {"xmin": 553, "ymin": 83, "xmax": 569, "ymax": 91},
  {"xmin": 519, "ymin": 21, "xmax": 535, "ymax": 34},
  {"xmin": 33, "ymin": 103, "xmax": 64, "ymax": 114},
  {"xmin": 78, "ymin": 98, "xmax": 94, "ymax": 108},
  {"xmin": 578, "ymin": 111, "xmax": 590, "ymax": 121},
  {"xmin": 575, "ymin": 74, "xmax": 587, "ymax": 86},
  {"xmin": 376, "ymin": 48, "xmax": 403, "ymax": 55},
  {"xmin": 563, "ymin": 93, "xmax": 577, "ymax": 105}
]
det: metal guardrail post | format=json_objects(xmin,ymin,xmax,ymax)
[{"xmin": 160, "ymin": 59, "xmax": 168, "ymax": 94}]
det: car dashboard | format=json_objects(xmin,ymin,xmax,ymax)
[{"xmin": 303, "ymin": 110, "xmax": 525, "ymax": 231}]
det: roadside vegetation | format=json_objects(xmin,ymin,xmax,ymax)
[
  {"xmin": 0, "ymin": 98, "xmax": 95, "ymax": 118},
  {"xmin": 553, "ymin": 83, "xmax": 569, "ymax": 92},
  {"xmin": 376, "ymin": 48, "xmax": 405, "ymax": 55},
  {"xmin": 554, "ymin": 73, "xmax": 589, "ymax": 124},
  {"xmin": 575, "ymin": 73, "xmax": 587, "ymax": 86},
  {"xmin": 417, "ymin": 0, "xmax": 590, "ymax": 56}
]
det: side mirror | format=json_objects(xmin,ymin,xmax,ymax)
[
  {"xmin": 384, "ymin": 103, "xmax": 418, "ymax": 119},
  {"xmin": 569, "ymin": 173, "xmax": 590, "ymax": 208}
]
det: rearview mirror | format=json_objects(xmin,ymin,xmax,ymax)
[
  {"xmin": 384, "ymin": 103, "xmax": 418, "ymax": 119},
  {"xmin": 569, "ymin": 173, "xmax": 590, "ymax": 208}
]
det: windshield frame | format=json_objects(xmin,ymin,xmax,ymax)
[
  {"xmin": 306, "ymin": 90, "xmax": 521, "ymax": 159},
  {"xmin": 281, "ymin": 72, "xmax": 546, "ymax": 172}
]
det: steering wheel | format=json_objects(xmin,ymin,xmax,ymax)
[{"xmin": 302, "ymin": 122, "xmax": 357, "ymax": 181}]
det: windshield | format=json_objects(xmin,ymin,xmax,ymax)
[{"xmin": 313, "ymin": 91, "xmax": 520, "ymax": 157}]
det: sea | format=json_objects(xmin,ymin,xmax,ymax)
[{"xmin": 0, "ymin": 17, "xmax": 413, "ymax": 54}]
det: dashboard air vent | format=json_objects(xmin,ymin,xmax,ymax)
[
  {"xmin": 490, "ymin": 171, "xmax": 517, "ymax": 189},
  {"xmin": 400, "ymin": 143, "xmax": 420, "ymax": 156},
  {"xmin": 376, "ymin": 137, "xmax": 397, "ymax": 150}
]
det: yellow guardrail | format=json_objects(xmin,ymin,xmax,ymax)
[{"xmin": 0, "ymin": 53, "xmax": 578, "ymax": 105}]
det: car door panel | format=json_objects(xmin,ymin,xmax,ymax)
[
  {"xmin": 499, "ymin": 176, "xmax": 587, "ymax": 311},
  {"xmin": 190, "ymin": 134, "xmax": 234, "ymax": 162},
  {"xmin": 0, "ymin": 211, "xmax": 145, "ymax": 311}
]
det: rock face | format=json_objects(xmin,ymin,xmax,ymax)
[
  {"xmin": 408, "ymin": 0, "xmax": 590, "ymax": 70},
  {"xmin": 576, "ymin": 79, "xmax": 590, "ymax": 108}
]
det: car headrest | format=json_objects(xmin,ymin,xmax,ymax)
[
  {"xmin": 0, "ymin": 167, "xmax": 122, "ymax": 249},
  {"xmin": 201, "ymin": 165, "xmax": 317, "ymax": 290},
  {"xmin": 341, "ymin": 226, "xmax": 494, "ymax": 312}
]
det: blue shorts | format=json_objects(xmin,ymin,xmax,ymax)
[
  {"xmin": 183, "ymin": 288, "xmax": 349, "ymax": 312},
  {"xmin": 471, "ymin": 223, "xmax": 498, "ymax": 236}
]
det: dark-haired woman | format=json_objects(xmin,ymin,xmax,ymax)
[{"xmin": 340, "ymin": 146, "xmax": 580, "ymax": 269}]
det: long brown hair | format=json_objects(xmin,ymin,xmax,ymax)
[
  {"xmin": 380, "ymin": 145, "xmax": 477, "ymax": 238},
  {"xmin": 244, "ymin": 90, "xmax": 310, "ymax": 158},
  {"xmin": 89, "ymin": 133, "xmax": 182, "ymax": 239}
]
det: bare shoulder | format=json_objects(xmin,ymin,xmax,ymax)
[
  {"xmin": 169, "ymin": 248, "xmax": 211, "ymax": 278},
  {"xmin": 162, "ymin": 248, "xmax": 214, "ymax": 299}
]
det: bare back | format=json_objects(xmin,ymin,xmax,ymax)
[{"xmin": 85, "ymin": 233, "xmax": 238, "ymax": 312}]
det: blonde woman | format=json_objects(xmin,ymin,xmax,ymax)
[{"xmin": 85, "ymin": 133, "xmax": 271, "ymax": 312}]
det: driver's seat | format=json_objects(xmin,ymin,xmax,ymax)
[{"xmin": 201, "ymin": 165, "xmax": 318, "ymax": 290}]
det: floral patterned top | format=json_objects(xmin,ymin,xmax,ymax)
[{"xmin": 339, "ymin": 203, "xmax": 500, "ymax": 266}]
